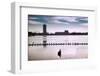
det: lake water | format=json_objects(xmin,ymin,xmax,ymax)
[{"xmin": 28, "ymin": 35, "xmax": 88, "ymax": 60}]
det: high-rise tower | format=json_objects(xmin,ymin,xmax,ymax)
[
  {"xmin": 43, "ymin": 24, "xmax": 47, "ymax": 35},
  {"xmin": 43, "ymin": 24, "xmax": 47, "ymax": 47}
]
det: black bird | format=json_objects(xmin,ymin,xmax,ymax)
[{"xmin": 58, "ymin": 49, "xmax": 61, "ymax": 58}]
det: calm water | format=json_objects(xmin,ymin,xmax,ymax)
[{"xmin": 28, "ymin": 35, "xmax": 88, "ymax": 60}]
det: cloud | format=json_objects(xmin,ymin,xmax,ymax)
[
  {"xmin": 55, "ymin": 16, "xmax": 88, "ymax": 25},
  {"xmin": 28, "ymin": 16, "xmax": 39, "ymax": 20},
  {"xmin": 76, "ymin": 17, "xmax": 88, "ymax": 23},
  {"xmin": 28, "ymin": 15, "xmax": 88, "ymax": 26},
  {"xmin": 28, "ymin": 20, "xmax": 42, "ymax": 25}
]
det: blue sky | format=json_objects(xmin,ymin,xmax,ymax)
[{"xmin": 28, "ymin": 15, "xmax": 88, "ymax": 33}]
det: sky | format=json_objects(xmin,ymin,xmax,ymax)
[{"xmin": 28, "ymin": 15, "xmax": 88, "ymax": 33}]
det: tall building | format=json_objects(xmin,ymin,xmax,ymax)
[
  {"xmin": 43, "ymin": 24, "xmax": 47, "ymax": 47},
  {"xmin": 43, "ymin": 24, "xmax": 47, "ymax": 35}
]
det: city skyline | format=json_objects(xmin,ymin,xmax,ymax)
[{"xmin": 28, "ymin": 24, "xmax": 88, "ymax": 36}]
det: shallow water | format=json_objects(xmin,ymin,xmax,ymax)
[{"xmin": 28, "ymin": 35, "xmax": 88, "ymax": 60}]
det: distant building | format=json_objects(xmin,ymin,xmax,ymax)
[
  {"xmin": 64, "ymin": 30, "xmax": 69, "ymax": 33},
  {"xmin": 43, "ymin": 24, "xmax": 47, "ymax": 35},
  {"xmin": 43, "ymin": 24, "xmax": 47, "ymax": 47},
  {"xmin": 55, "ymin": 30, "xmax": 69, "ymax": 35}
]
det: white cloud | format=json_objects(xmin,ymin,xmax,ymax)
[
  {"xmin": 53, "ymin": 16, "xmax": 78, "ymax": 22},
  {"xmin": 28, "ymin": 20, "xmax": 43, "ymax": 25},
  {"xmin": 28, "ymin": 17, "xmax": 39, "ymax": 20}
]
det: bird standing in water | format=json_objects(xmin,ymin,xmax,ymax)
[{"xmin": 58, "ymin": 49, "xmax": 61, "ymax": 58}]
